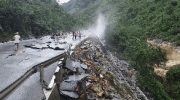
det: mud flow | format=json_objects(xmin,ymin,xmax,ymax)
[{"xmin": 147, "ymin": 39, "xmax": 180, "ymax": 77}]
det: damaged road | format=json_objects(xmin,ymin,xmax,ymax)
[
  {"xmin": 0, "ymin": 30, "xmax": 149, "ymax": 100},
  {"xmin": 0, "ymin": 31, "xmax": 89, "ymax": 100}
]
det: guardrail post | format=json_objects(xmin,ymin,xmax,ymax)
[
  {"xmin": 40, "ymin": 64, "xmax": 44, "ymax": 84},
  {"xmin": 59, "ymin": 54, "xmax": 67, "ymax": 83},
  {"xmin": 68, "ymin": 44, "xmax": 72, "ymax": 56},
  {"xmin": 58, "ymin": 66, "xmax": 63, "ymax": 83}
]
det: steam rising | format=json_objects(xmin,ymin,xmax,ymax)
[
  {"xmin": 95, "ymin": 13, "xmax": 106, "ymax": 39},
  {"xmin": 87, "ymin": 13, "xmax": 107, "ymax": 39}
]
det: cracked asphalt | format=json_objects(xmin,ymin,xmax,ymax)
[{"xmin": 0, "ymin": 31, "xmax": 90, "ymax": 100}]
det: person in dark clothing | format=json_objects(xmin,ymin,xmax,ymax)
[
  {"xmin": 79, "ymin": 31, "xmax": 81, "ymax": 40},
  {"xmin": 73, "ymin": 31, "xmax": 75, "ymax": 40}
]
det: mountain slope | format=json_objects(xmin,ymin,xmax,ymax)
[
  {"xmin": 62, "ymin": 0, "xmax": 97, "ymax": 13},
  {"xmin": 63, "ymin": 0, "xmax": 180, "ymax": 99},
  {"xmin": 62, "ymin": 0, "xmax": 119, "ymax": 28},
  {"xmin": 0, "ymin": 0, "xmax": 77, "ymax": 40}
]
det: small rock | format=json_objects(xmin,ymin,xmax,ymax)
[
  {"xmin": 97, "ymin": 91, "xmax": 104, "ymax": 97},
  {"xmin": 54, "ymin": 47, "xmax": 65, "ymax": 50},
  {"xmin": 100, "ymin": 74, "xmax": 104, "ymax": 78},
  {"xmin": 104, "ymin": 91, "xmax": 113, "ymax": 99},
  {"xmin": 24, "ymin": 44, "xmax": 35, "ymax": 47},
  {"xmin": 87, "ymin": 93, "xmax": 97, "ymax": 100},
  {"xmin": 81, "ymin": 45, "xmax": 88, "ymax": 49},
  {"xmin": 87, "ymin": 83, "xmax": 93, "ymax": 89},
  {"xmin": 46, "ymin": 41, "xmax": 52, "ymax": 43},
  {"xmin": 90, "ymin": 84, "xmax": 102, "ymax": 93}
]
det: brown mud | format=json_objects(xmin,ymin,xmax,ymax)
[{"xmin": 147, "ymin": 39, "xmax": 180, "ymax": 77}]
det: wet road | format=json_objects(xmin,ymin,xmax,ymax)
[{"xmin": 0, "ymin": 32, "xmax": 89, "ymax": 100}]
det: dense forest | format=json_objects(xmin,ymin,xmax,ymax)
[
  {"xmin": 63, "ymin": 0, "xmax": 180, "ymax": 99},
  {"xmin": 0, "ymin": 0, "xmax": 79, "ymax": 41}
]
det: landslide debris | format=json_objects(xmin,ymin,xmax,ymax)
[{"xmin": 69, "ymin": 37, "xmax": 149, "ymax": 100}]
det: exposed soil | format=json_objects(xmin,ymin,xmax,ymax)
[{"xmin": 147, "ymin": 39, "xmax": 180, "ymax": 77}]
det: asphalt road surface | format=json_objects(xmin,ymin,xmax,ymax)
[{"xmin": 0, "ymin": 32, "xmax": 89, "ymax": 100}]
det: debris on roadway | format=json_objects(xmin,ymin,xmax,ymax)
[{"xmin": 58, "ymin": 37, "xmax": 149, "ymax": 100}]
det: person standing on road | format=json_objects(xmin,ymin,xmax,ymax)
[
  {"xmin": 14, "ymin": 32, "xmax": 21, "ymax": 51},
  {"xmin": 55, "ymin": 33, "xmax": 59, "ymax": 44},
  {"xmin": 79, "ymin": 31, "xmax": 81, "ymax": 40},
  {"xmin": 75, "ymin": 31, "xmax": 77, "ymax": 40},
  {"xmin": 73, "ymin": 31, "xmax": 75, "ymax": 40}
]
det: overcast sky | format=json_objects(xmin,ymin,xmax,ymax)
[{"xmin": 56, "ymin": 0, "xmax": 70, "ymax": 4}]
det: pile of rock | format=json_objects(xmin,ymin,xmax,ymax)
[
  {"xmin": 59, "ymin": 37, "xmax": 149, "ymax": 100},
  {"xmin": 74, "ymin": 38, "xmax": 149, "ymax": 100},
  {"xmin": 73, "ymin": 39, "xmax": 128, "ymax": 99}
]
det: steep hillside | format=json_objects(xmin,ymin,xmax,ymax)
[
  {"xmin": 62, "ymin": 0, "xmax": 97, "ymax": 13},
  {"xmin": 108, "ymin": 0, "xmax": 180, "ymax": 99},
  {"xmin": 62, "ymin": 0, "xmax": 119, "ymax": 28},
  {"xmin": 0, "ymin": 0, "xmax": 78, "ymax": 41},
  {"xmin": 63, "ymin": 0, "xmax": 180, "ymax": 99}
]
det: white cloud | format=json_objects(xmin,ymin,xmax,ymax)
[{"xmin": 56, "ymin": 0, "xmax": 70, "ymax": 4}]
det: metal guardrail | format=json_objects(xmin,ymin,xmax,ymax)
[
  {"xmin": 0, "ymin": 37, "xmax": 89, "ymax": 100},
  {"xmin": 0, "ymin": 52, "xmax": 67, "ymax": 100}
]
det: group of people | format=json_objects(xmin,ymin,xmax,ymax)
[
  {"xmin": 13, "ymin": 31, "xmax": 83, "ymax": 51},
  {"xmin": 72, "ymin": 31, "xmax": 81, "ymax": 40}
]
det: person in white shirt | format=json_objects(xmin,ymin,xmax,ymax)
[{"xmin": 14, "ymin": 32, "xmax": 21, "ymax": 51}]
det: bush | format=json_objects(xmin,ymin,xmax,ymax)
[
  {"xmin": 175, "ymin": 40, "xmax": 180, "ymax": 46},
  {"xmin": 166, "ymin": 65, "xmax": 180, "ymax": 99},
  {"xmin": 166, "ymin": 5, "xmax": 174, "ymax": 15},
  {"xmin": 139, "ymin": 71, "xmax": 171, "ymax": 100},
  {"xmin": 0, "ymin": 0, "xmax": 77, "ymax": 38},
  {"xmin": 149, "ymin": 6, "xmax": 156, "ymax": 13},
  {"xmin": 166, "ymin": 65, "xmax": 180, "ymax": 83},
  {"xmin": 171, "ymin": 1, "xmax": 177, "ymax": 6},
  {"xmin": 154, "ymin": 0, "xmax": 161, "ymax": 3},
  {"xmin": 169, "ymin": 82, "xmax": 180, "ymax": 99}
]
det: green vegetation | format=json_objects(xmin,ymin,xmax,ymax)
[
  {"xmin": 166, "ymin": 65, "xmax": 180, "ymax": 83},
  {"xmin": 63, "ymin": 0, "xmax": 120, "ymax": 28},
  {"xmin": 1, "ymin": 0, "xmax": 179, "ymax": 99},
  {"xmin": 62, "ymin": 0, "xmax": 97, "ymax": 13},
  {"xmin": 107, "ymin": 0, "xmax": 179, "ymax": 99},
  {"xmin": 166, "ymin": 65, "xmax": 180, "ymax": 99},
  {"xmin": 0, "ymin": 0, "xmax": 79, "ymax": 41},
  {"xmin": 63, "ymin": 0, "xmax": 180, "ymax": 99}
]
